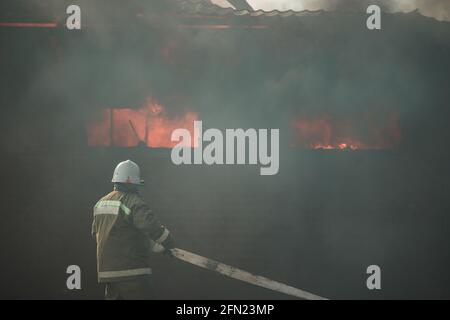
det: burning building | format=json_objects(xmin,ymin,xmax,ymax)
[
  {"xmin": 86, "ymin": 99, "xmax": 198, "ymax": 148},
  {"xmin": 290, "ymin": 112, "xmax": 401, "ymax": 150},
  {"xmin": 80, "ymin": 0, "xmax": 411, "ymax": 152}
]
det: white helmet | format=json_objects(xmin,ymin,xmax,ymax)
[{"xmin": 111, "ymin": 160, "xmax": 144, "ymax": 185}]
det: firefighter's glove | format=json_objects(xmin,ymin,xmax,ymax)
[{"xmin": 162, "ymin": 235, "xmax": 175, "ymax": 256}]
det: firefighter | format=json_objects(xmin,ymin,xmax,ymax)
[{"xmin": 92, "ymin": 159, "xmax": 175, "ymax": 300}]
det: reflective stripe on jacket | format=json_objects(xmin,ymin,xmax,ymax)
[{"xmin": 92, "ymin": 190, "xmax": 170, "ymax": 283}]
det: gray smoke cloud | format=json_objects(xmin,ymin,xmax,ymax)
[{"xmin": 213, "ymin": 0, "xmax": 450, "ymax": 21}]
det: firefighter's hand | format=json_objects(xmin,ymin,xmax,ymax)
[
  {"xmin": 163, "ymin": 248, "xmax": 174, "ymax": 257},
  {"xmin": 162, "ymin": 236, "xmax": 175, "ymax": 256}
]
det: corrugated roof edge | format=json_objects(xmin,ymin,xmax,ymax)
[
  {"xmin": 178, "ymin": 2, "xmax": 449, "ymax": 23},
  {"xmin": 177, "ymin": 0, "xmax": 325, "ymax": 17}
]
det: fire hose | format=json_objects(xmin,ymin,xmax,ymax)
[{"xmin": 169, "ymin": 248, "xmax": 328, "ymax": 300}]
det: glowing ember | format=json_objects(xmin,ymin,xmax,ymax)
[
  {"xmin": 290, "ymin": 113, "xmax": 401, "ymax": 150},
  {"xmin": 86, "ymin": 99, "xmax": 199, "ymax": 148}
]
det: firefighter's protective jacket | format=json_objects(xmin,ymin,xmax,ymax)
[{"xmin": 92, "ymin": 190, "xmax": 171, "ymax": 283}]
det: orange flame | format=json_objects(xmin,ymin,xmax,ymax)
[
  {"xmin": 290, "ymin": 113, "xmax": 401, "ymax": 150},
  {"xmin": 86, "ymin": 99, "xmax": 199, "ymax": 148}
]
